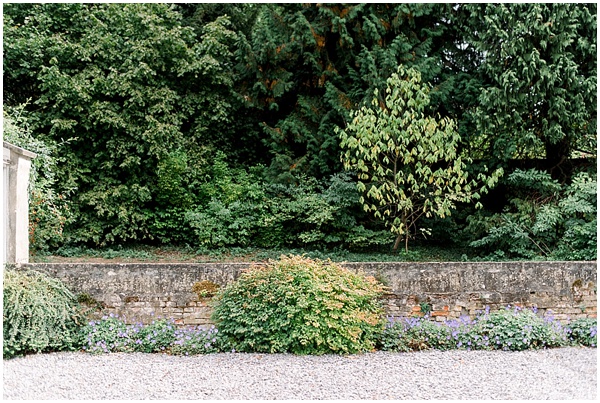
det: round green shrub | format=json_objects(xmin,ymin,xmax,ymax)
[
  {"xmin": 3, "ymin": 268, "xmax": 85, "ymax": 358},
  {"xmin": 211, "ymin": 255, "xmax": 386, "ymax": 355}
]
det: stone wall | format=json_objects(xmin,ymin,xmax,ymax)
[{"xmin": 20, "ymin": 261, "xmax": 596, "ymax": 326}]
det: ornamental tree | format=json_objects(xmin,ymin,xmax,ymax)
[{"xmin": 337, "ymin": 66, "xmax": 501, "ymax": 252}]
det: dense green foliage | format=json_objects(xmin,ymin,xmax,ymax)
[
  {"xmin": 3, "ymin": 3, "xmax": 596, "ymax": 259},
  {"xmin": 4, "ymin": 3, "xmax": 241, "ymax": 246},
  {"xmin": 466, "ymin": 4, "xmax": 596, "ymax": 178},
  {"xmin": 185, "ymin": 164, "xmax": 390, "ymax": 250},
  {"xmin": 567, "ymin": 317, "xmax": 598, "ymax": 347},
  {"xmin": 3, "ymin": 268, "xmax": 84, "ymax": 358},
  {"xmin": 466, "ymin": 168, "xmax": 597, "ymax": 260},
  {"xmin": 238, "ymin": 3, "xmax": 454, "ymax": 180},
  {"xmin": 3, "ymin": 105, "xmax": 72, "ymax": 252},
  {"xmin": 211, "ymin": 255, "xmax": 386, "ymax": 354}
]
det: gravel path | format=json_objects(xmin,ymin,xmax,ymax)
[{"xmin": 3, "ymin": 347, "xmax": 596, "ymax": 400}]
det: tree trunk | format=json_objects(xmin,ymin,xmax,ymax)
[
  {"xmin": 392, "ymin": 213, "xmax": 410, "ymax": 253},
  {"xmin": 545, "ymin": 137, "xmax": 571, "ymax": 183},
  {"xmin": 392, "ymin": 234, "xmax": 403, "ymax": 253}
]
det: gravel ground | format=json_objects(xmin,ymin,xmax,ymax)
[{"xmin": 3, "ymin": 347, "xmax": 596, "ymax": 400}]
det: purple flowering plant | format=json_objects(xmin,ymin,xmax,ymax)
[
  {"xmin": 81, "ymin": 313, "xmax": 130, "ymax": 354},
  {"xmin": 566, "ymin": 317, "xmax": 597, "ymax": 347},
  {"xmin": 170, "ymin": 325, "xmax": 221, "ymax": 355},
  {"xmin": 80, "ymin": 314, "xmax": 223, "ymax": 355},
  {"xmin": 80, "ymin": 306, "xmax": 596, "ymax": 356},
  {"xmin": 379, "ymin": 305, "xmax": 596, "ymax": 353}
]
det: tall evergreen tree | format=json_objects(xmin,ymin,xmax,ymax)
[
  {"xmin": 239, "ymin": 3, "xmax": 452, "ymax": 181},
  {"xmin": 464, "ymin": 3, "xmax": 597, "ymax": 180}
]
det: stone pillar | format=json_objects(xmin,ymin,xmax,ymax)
[{"xmin": 3, "ymin": 141, "xmax": 37, "ymax": 264}]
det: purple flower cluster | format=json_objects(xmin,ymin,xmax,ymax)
[{"xmin": 170, "ymin": 325, "xmax": 220, "ymax": 355}]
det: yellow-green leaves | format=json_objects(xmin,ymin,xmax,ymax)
[
  {"xmin": 337, "ymin": 65, "xmax": 497, "ymax": 252},
  {"xmin": 212, "ymin": 255, "xmax": 386, "ymax": 354}
]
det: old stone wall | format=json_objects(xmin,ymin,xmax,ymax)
[{"xmin": 21, "ymin": 261, "xmax": 596, "ymax": 326}]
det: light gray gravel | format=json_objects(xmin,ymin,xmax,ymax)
[{"xmin": 3, "ymin": 347, "xmax": 597, "ymax": 400}]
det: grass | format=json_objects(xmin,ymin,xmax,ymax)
[{"xmin": 31, "ymin": 244, "xmax": 479, "ymax": 263}]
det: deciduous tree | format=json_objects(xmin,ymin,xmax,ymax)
[
  {"xmin": 3, "ymin": 3, "xmax": 241, "ymax": 245},
  {"xmin": 338, "ymin": 66, "xmax": 501, "ymax": 252}
]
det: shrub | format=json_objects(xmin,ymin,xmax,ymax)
[
  {"xmin": 211, "ymin": 255, "xmax": 386, "ymax": 355},
  {"xmin": 81, "ymin": 315, "xmax": 130, "ymax": 354},
  {"xmin": 131, "ymin": 318, "xmax": 177, "ymax": 353},
  {"xmin": 378, "ymin": 318, "xmax": 413, "ymax": 352},
  {"xmin": 3, "ymin": 104, "xmax": 72, "ymax": 253},
  {"xmin": 379, "ymin": 306, "xmax": 576, "ymax": 353},
  {"xmin": 185, "ymin": 165, "xmax": 390, "ymax": 251},
  {"xmin": 80, "ymin": 315, "xmax": 222, "ymax": 355},
  {"xmin": 467, "ymin": 168, "xmax": 597, "ymax": 260},
  {"xmin": 379, "ymin": 315, "xmax": 480, "ymax": 352},
  {"xmin": 3, "ymin": 268, "xmax": 84, "ymax": 358}
]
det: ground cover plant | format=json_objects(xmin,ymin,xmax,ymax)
[
  {"xmin": 35, "ymin": 244, "xmax": 476, "ymax": 264},
  {"xmin": 378, "ymin": 305, "xmax": 597, "ymax": 352},
  {"xmin": 80, "ymin": 315, "xmax": 219, "ymax": 355},
  {"xmin": 73, "ymin": 305, "xmax": 596, "ymax": 358}
]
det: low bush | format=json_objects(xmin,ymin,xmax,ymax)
[
  {"xmin": 475, "ymin": 306, "xmax": 568, "ymax": 350},
  {"xmin": 379, "ymin": 315, "xmax": 483, "ymax": 352},
  {"xmin": 170, "ymin": 325, "xmax": 221, "ymax": 355},
  {"xmin": 81, "ymin": 315, "xmax": 130, "ymax": 354},
  {"xmin": 80, "ymin": 315, "xmax": 223, "ymax": 355},
  {"xmin": 211, "ymin": 255, "xmax": 386, "ymax": 355},
  {"xmin": 3, "ymin": 268, "xmax": 85, "ymax": 359},
  {"xmin": 379, "ymin": 316, "xmax": 452, "ymax": 352}
]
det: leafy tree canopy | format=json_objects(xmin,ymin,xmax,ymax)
[
  {"xmin": 338, "ymin": 66, "xmax": 501, "ymax": 252},
  {"xmin": 4, "ymin": 3, "xmax": 241, "ymax": 245}
]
